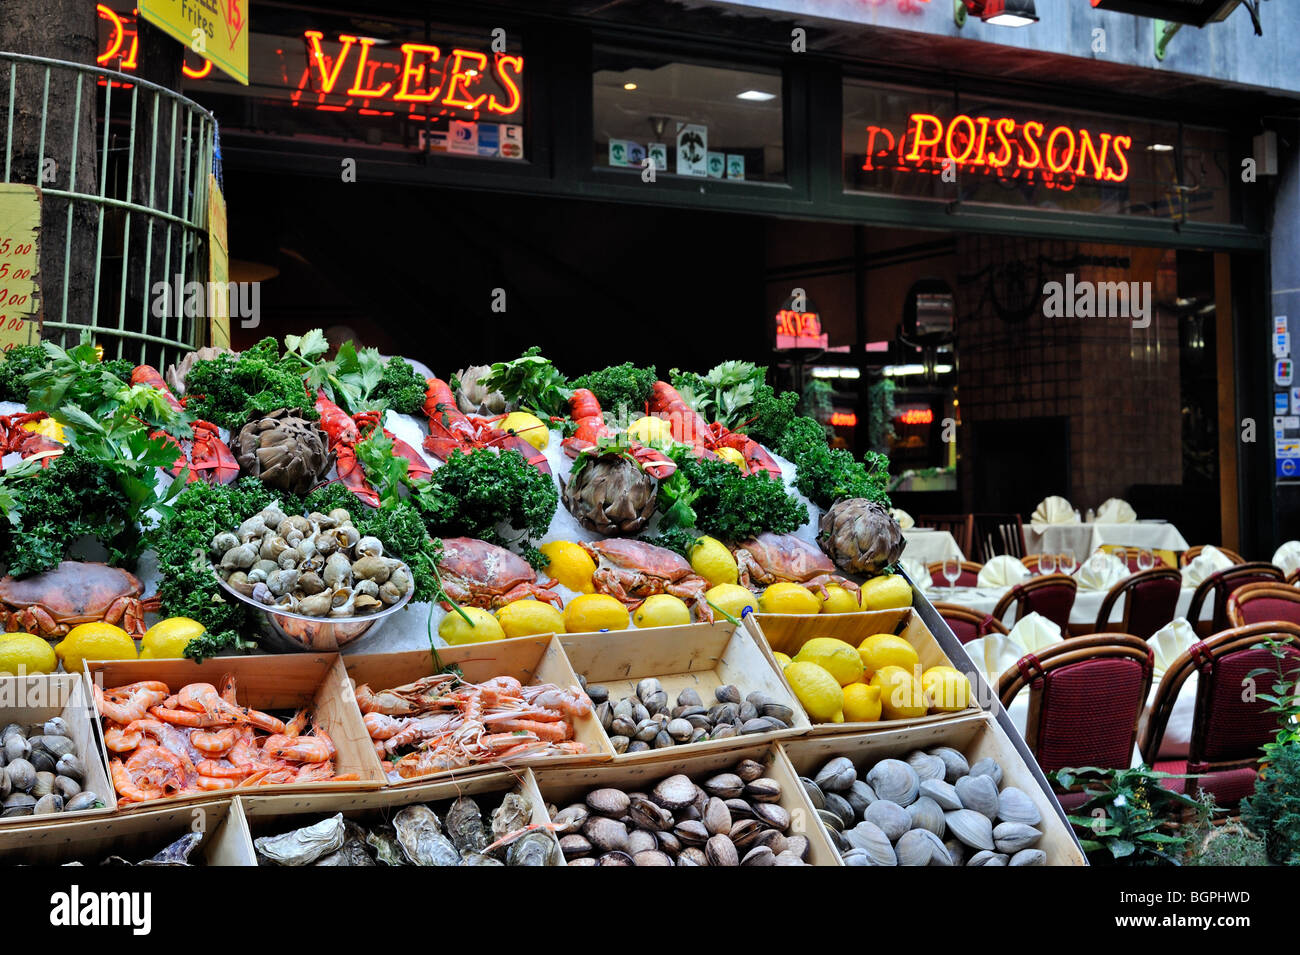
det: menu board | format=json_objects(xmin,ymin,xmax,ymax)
[{"xmin": 0, "ymin": 184, "xmax": 42, "ymax": 352}]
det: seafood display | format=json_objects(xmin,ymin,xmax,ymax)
[
  {"xmin": 63, "ymin": 833, "xmax": 204, "ymax": 866},
  {"xmin": 587, "ymin": 679, "xmax": 795, "ymax": 754},
  {"xmin": 0, "ymin": 562, "xmax": 159, "ymax": 637},
  {"xmin": 356, "ymin": 672, "xmax": 591, "ymax": 778},
  {"xmin": 212, "ymin": 503, "xmax": 414, "ymax": 617},
  {"xmin": 554, "ymin": 757, "xmax": 811, "ymax": 865},
  {"xmin": 0, "ymin": 719, "xmax": 104, "ymax": 817},
  {"xmin": 581, "ymin": 539, "xmax": 712, "ymax": 620},
  {"xmin": 253, "ymin": 789, "xmax": 558, "ymax": 866},
  {"xmin": 96, "ymin": 675, "xmax": 357, "ymax": 803},
  {"xmin": 807, "ymin": 750, "xmax": 1047, "ymax": 866}
]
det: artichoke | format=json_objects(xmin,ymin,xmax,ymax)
[
  {"xmin": 452, "ymin": 365, "xmax": 507, "ymax": 415},
  {"xmin": 562, "ymin": 453, "xmax": 657, "ymax": 536},
  {"xmin": 817, "ymin": 498, "xmax": 905, "ymax": 575},
  {"xmin": 235, "ymin": 408, "xmax": 332, "ymax": 495}
]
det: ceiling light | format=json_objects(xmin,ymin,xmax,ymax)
[
  {"xmin": 811, "ymin": 366, "xmax": 861, "ymax": 379},
  {"xmin": 737, "ymin": 90, "xmax": 776, "ymax": 102},
  {"xmin": 883, "ymin": 363, "xmax": 954, "ymax": 377},
  {"xmin": 1147, "ymin": 143, "xmax": 1175, "ymax": 152},
  {"xmin": 623, "ymin": 82, "xmax": 638, "ymax": 91},
  {"xmin": 961, "ymin": 0, "xmax": 1038, "ymax": 26}
]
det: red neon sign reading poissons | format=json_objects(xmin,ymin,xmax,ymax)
[{"xmin": 864, "ymin": 113, "xmax": 1132, "ymax": 190}]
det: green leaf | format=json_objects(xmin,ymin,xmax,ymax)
[{"xmin": 1108, "ymin": 839, "xmax": 1136, "ymax": 859}]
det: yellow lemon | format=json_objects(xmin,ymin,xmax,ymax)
[
  {"xmin": 0, "ymin": 633, "xmax": 57, "ymax": 675},
  {"xmin": 758, "ymin": 582, "xmax": 820, "ymax": 615},
  {"xmin": 819, "ymin": 584, "xmax": 860, "ymax": 614},
  {"xmin": 690, "ymin": 535, "xmax": 738, "ymax": 587},
  {"xmin": 793, "ymin": 637, "xmax": 864, "ymax": 686},
  {"xmin": 627, "ymin": 415, "xmax": 672, "ymax": 445},
  {"xmin": 773, "ymin": 651, "xmax": 793, "ymax": 669},
  {"xmin": 564, "ymin": 593, "xmax": 630, "ymax": 633},
  {"xmin": 496, "ymin": 600, "xmax": 566, "ymax": 638},
  {"xmin": 438, "ymin": 606, "xmax": 506, "ymax": 645},
  {"xmin": 538, "ymin": 540, "xmax": 596, "ymax": 594},
  {"xmin": 633, "ymin": 594, "xmax": 692, "ymax": 629},
  {"xmin": 870, "ymin": 664, "xmax": 927, "ymax": 720},
  {"xmin": 856, "ymin": 633, "xmax": 920, "ymax": 680},
  {"xmin": 922, "ymin": 665, "xmax": 972, "ymax": 712},
  {"xmin": 54, "ymin": 622, "xmax": 137, "ymax": 674},
  {"xmin": 139, "ymin": 617, "xmax": 206, "ymax": 660},
  {"xmin": 842, "ymin": 682, "xmax": 883, "ymax": 723},
  {"xmin": 704, "ymin": 583, "xmax": 757, "ymax": 622},
  {"xmin": 22, "ymin": 417, "xmax": 66, "ymax": 443},
  {"xmin": 714, "ymin": 447, "xmax": 746, "ymax": 470},
  {"xmin": 784, "ymin": 661, "xmax": 845, "ymax": 723},
  {"xmin": 859, "ymin": 574, "xmax": 913, "ymax": 611},
  {"xmin": 498, "ymin": 411, "xmax": 550, "ymax": 451}
]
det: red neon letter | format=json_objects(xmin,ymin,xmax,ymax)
[
  {"xmin": 945, "ymin": 114, "xmax": 978, "ymax": 165},
  {"xmin": 1107, "ymin": 135, "xmax": 1132, "ymax": 181},
  {"xmin": 1045, "ymin": 126, "xmax": 1076, "ymax": 174},
  {"xmin": 971, "ymin": 116, "xmax": 992, "ymax": 166},
  {"xmin": 488, "ymin": 54, "xmax": 524, "ymax": 114},
  {"xmin": 863, "ymin": 125, "xmax": 896, "ymax": 171},
  {"xmin": 347, "ymin": 37, "xmax": 393, "ymax": 98},
  {"xmin": 1074, "ymin": 129, "xmax": 1113, "ymax": 180},
  {"xmin": 97, "ymin": 5, "xmax": 125, "ymax": 64},
  {"xmin": 304, "ymin": 31, "xmax": 354, "ymax": 94},
  {"xmin": 906, "ymin": 113, "xmax": 944, "ymax": 160},
  {"xmin": 987, "ymin": 117, "xmax": 1016, "ymax": 168},
  {"xmin": 1018, "ymin": 121, "xmax": 1044, "ymax": 169},
  {"xmin": 183, "ymin": 58, "xmax": 213, "ymax": 80},
  {"xmin": 443, "ymin": 49, "xmax": 488, "ymax": 110},
  {"xmin": 393, "ymin": 43, "xmax": 441, "ymax": 102}
]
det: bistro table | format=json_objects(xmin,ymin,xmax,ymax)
[
  {"xmin": 1025, "ymin": 520, "xmax": 1189, "ymax": 562},
  {"xmin": 901, "ymin": 528, "xmax": 965, "ymax": 565}
]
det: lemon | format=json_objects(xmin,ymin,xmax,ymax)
[
  {"xmin": 819, "ymin": 584, "xmax": 860, "ymax": 614},
  {"xmin": 438, "ymin": 606, "xmax": 506, "ymax": 645},
  {"xmin": 714, "ymin": 447, "xmax": 746, "ymax": 470},
  {"xmin": 704, "ymin": 583, "xmax": 757, "ymax": 622},
  {"xmin": 857, "ymin": 633, "xmax": 920, "ymax": 680},
  {"xmin": 859, "ymin": 574, "xmax": 913, "ymax": 611},
  {"xmin": 793, "ymin": 637, "xmax": 864, "ymax": 686},
  {"xmin": 627, "ymin": 415, "xmax": 672, "ymax": 445},
  {"xmin": 689, "ymin": 535, "xmax": 737, "ymax": 587},
  {"xmin": 758, "ymin": 582, "xmax": 820, "ymax": 615},
  {"xmin": 538, "ymin": 540, "xmax": 596, "ymax": 594},
  {"xmin": 870, "ymin": 664, "xmax": 927, "ymax": 720},
  {"xmin": 0, "ymin": 633, "xmax": 57, "ymax": 675},
  {"xmin": 633, "ymin": 594, "xmax": 692, "ymax": 629},
  {"xmin": 842, "ymin": 682, "xmax": 883, "ymax": 723},
  {"xmin": 22, "ymin": 417, "xmax": 66, "ymax": 443},
  {"xmin": 922, "ymin": 665, "xmax": 972, "ymax": 712},
  {"xmin": 498, "ymin": 411, "xmax": 549, "ymax": 451},
  {"xmin": 784, "ymin": 662, "xmax": 845, "ymax": 723},
  {"xmin": 564, "ymin": 594, "xmax": 630, "ymax": 633},
  {"xmin": 773, "ymin": 651, "xmax": 793, "ymax": 669},
  {"xmin": 54, "ymin": 622, "xmax": 137, "ymax": 674},
  {"xmin": 139, "ymin": 617, "xmax": 206, "ymax": 660},
  {"xmin": 496, "ymin": 600, "xmax": 565, "ymax": 638}
]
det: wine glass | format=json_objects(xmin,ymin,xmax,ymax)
[
  {"xmin": 942, "ymin": 556, "xmax": 962, "ymax": 595},
  {"xmin": 1111, "ymin": 548, "xmax": 1128, "ymax": 573},
  {"xmin": 1137, "ymin": 548, "xmax": 1155, "ymax": 572},
  {"xmin": 1059, "ymin": 552, "xmax": 1077, "ymax": 576},
  {"xmin": 1038, "ymin": 553, "xmax": 1057, "ymax": 576}
]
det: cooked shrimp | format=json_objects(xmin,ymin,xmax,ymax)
[
  {"xmin": 124, "ymin": 743, "xmax": 188, "ymax": 796},
  {"xmin": 261, "ymin": 732, "xmax": 334, "ymax": 763},
  {"xmin": 110, "ymin": 758, "xmax": 163, "ymax": 803},
  {"xmin": 363, "ymin": 711, "xmax": 412, "ymax": 740},
  {"xmin": 104, "ymin": 724, "xmax": 143, "ymax": 753},
  {"xmin": 485, "ymin": 719, "xmax": 573, "ymax": 741},
  {"xmin": 95, "ymin": 681, "xmax": 169, "ymax": 724},
  {"xmin": 178, "ymin": 682, "xmax": 286, "ymax": 733},
  {"xmin": 190, "ymin": 727, "xmax": 240, "ymax": 756},
  {"xmin": 195, "ymin": 775, "xmax": 237, "ymax": 791}
]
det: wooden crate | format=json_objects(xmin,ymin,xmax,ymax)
[
  {"xmin": 239, "ymin": 767, "xmax": 561, "ymax": 865},
  {"xmin": 0, "ymin": 673, "xmax": 116, "ymax": 824},
  {"xmin": 85, "ymin": 654, "xmax": 383, "ymax": 809},
  {"xmin": 744, "ymin": 609, "xmax": 980, "ymax": 735},
  {"xmin": 780, "ymin": 712, "xmax": 1086, "ymax": 866},
  {"xmin": 0, "ymin": 797, "xmax": 255, "ymax": 865},
  {"xmin": 344, "ymin": 634, "xmax": 614, "ymax": 786},
  {"xmin": 561, "ymin": 622, "xmax": 810, "ymax": 764},
  {"xmin": 533, "ymin": 740, "xmax": 842, "ymax": 866}
]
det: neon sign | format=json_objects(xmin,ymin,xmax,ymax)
[
  {"xmin": 97, "ymin": 5, "xmax": 212, "ymax": 79},
  {"xmin": 830, "ymin": 412, "xmax": 858, "ymax": 427},
  {"xmin": 863, "ymin": 112, "xmax": 1132, "ymax": 190},
  {"xmin": 774, "ymin": 308, "xmax": 829, "ymax": 351},
  {"xmin": 896, "ymin": 408, "xmax": 934, "ymax": 425}
]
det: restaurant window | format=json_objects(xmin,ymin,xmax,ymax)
[
  {"xmin": 593, "ymin": 49, "xmax": 784, "ymax": 182},
  {"xmin": 841, "ymin": 79, "xmax": 1236, "ymax": 224}
]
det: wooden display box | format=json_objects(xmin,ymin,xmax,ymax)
[
  {"xmin": 344, "ymin": 634, "xmax": 614, "ymax": 786},
  {"xmin": 780, "ymin": 712, "xmax": 1086, "ymax": 866},
  {"xmin": 0, "ymin": 798, "xmax": 255, "ymax": 865},
  {"xmin": 0, "ymin": 673, "xmax": 116, "ymax": 824},
  {"xmin": 561, "ymin": 622, "xmax": 810, "ymax": 764},
  {"xmin": 745, "ymin": 609, "xmax": 980, "ymax": 735},
  {"xmin": 240, "ymin": 767, "xmax": 561, "ymax": 865},
  {"xmin": 84, "ymin": 654, "xmax": 383, "ymax": 809},
  {"xmin": 533, "ymin": 740, "xmax": 842, "ymax": 866}
]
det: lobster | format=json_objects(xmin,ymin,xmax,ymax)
[
  {"xmin": 560, "ymin": 388, "xmax": 677, "ymax": 480},
  {"xmin": 648, "ymin": 380, "xmax": 782, "ymax": 480},
  {"xmin": 0, "ymin": 412, "xmax": 64, "ymax": 468},
  {"xmin": 421, "ymin": 378, "xmax": 550, "ymax": 474},
  {"xmin": 315, "ymin": 391, "xmax": 433, "ymax": 508},
  {"xmin": 130, "ymin": 365, "xmax": 239, "ymax": 484}
]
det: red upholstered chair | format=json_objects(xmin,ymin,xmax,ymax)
[
  {"xmin": 926, "ymin": 561, "xmax": 982, "ymax": 589},
  {"xmin": 914, "ymin": 514, "xmax": 973, "ymax": 557},
  {"xmin": 1225, "ymin": 582, "xmax": 1300, "ymax": 627},
  {"xmin": 931, "ymin": 602, "xmax": 1009, "ymax": 645},
  {"xmin": 1186, "ymin": 563, "xmax": 1285, "ymax": 637},
  {"xmin": 992, "ymin": 573, "xmax": 1078, "ymax": 632},
  {"xmin": 1140, "ymin": 622, "xmax": 1300, "ymax": 807},
  {"xmin": 997, "ymin": 634, "xmax": 1154, "ymax": 810},
  {"xmin": 1180, "ymin": 545, "xmax": 1245, "ymax": 567},
  {"xmin": 1093, "ymin": 567, "xmax": 1182, "ymax": 640}
]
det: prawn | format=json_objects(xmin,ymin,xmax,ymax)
[
  {"xmin": 123, "ymin": 743, "xmax": 188, "ymax": 796},
  {"xmin": 104, "ymin": 724, "xmax": 143, "ymax": 753},
  {"xmin": 94, "ymin": 681, "xmax": 169, "ymax": 725},
  {"xmin": 261, "ymin": 731, "xmax": 334, "ymax": 763},
  {"xmin": 190, "ymin": 726, "xmax": 240, "ymax": 756},
  {"xmin": 178, "ymin": 682, "xmax": 285, "ymax": 733},
  {"xmin": 483, "ymin": 718, "xmax": 573, "ymax": 741},
  {"xmin": 362, "ymin": 711, "xmax": 412, "ymax": 740},
  {"xmin": 110, "ymin": 758, "xmax": 163, "ymax": 803}
]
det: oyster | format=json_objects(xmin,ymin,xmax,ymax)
[
  {"xmin": 866, "ymin": 759, "xmax": 920, "ymax": 807},
  {"xmin": 315, "ymin": 824, "xmax": 376, "ymax": 867},
  {"xmin": 366, "ymin": 825, "xmax": 408, "ymax": 865},
  {"xmin": 491, "ymin": 792, "xmax": 533, "ymax": 840},
  {"xmin": 461, "ymin": 852, "xmax": 505, "ymax": 866},
  {"xmin": 394, "ymin": 805, "xmax": 461, "ymax": 866},
  {"xmin": 506, "ymin": 831, "xmax": 555, "ymax": 866},
  {"xmin": 447, "ymin": 797, "xmax": 487, "ymax": 853},
  {"xmin": 256, "ymin": 814, "xmax": 346, "ymax": 866}
]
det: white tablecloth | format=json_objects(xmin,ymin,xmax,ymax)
[
  {"xmin": 934, "ymin": 583, "xmax": 1206, "ymax": 627},
  {"xmin": 1025, "ymin": 521, "xmax": 1190, "ymax": 561},
  {"xmin": 901, "ymin": 528, "xmax": 965, "ymax": 565}
]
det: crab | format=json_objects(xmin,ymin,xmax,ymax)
[
  {"xmin": 0, "ymin": 561, "xmax": 160, "ymax": 637},
  {"xmin": 438, "ymin": 537, "xmax": 563, "ymax": 610},
  {"xmin": 732, "ymin": 532, "xmax": 861, "ymax": 600},
  {"xmin": 580, "ymin": 539, "xmax": 713, "ymax": 621}
]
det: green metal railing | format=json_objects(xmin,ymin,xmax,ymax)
[{"xmin": 0, "ymin": 51, "xmax": 215, "ymax": 367}]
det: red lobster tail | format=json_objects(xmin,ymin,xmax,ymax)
[
  {"xmin": 0, "ymin": 412, "xmax": 63, "ymax": 468},
  {"xmin": 315, "ymin": 390, "xmax": 378, "ymax": 505},
  {"xmin": 131, "ymin": 365, "xmax": 185, "ymax": 413},
  {"xmin": 649, "ymin": 380, "xmax": 713, "ymax": 452},
  {"xmin": 711, "ymin": 425, "xmax": 783, "ymax": 480}
]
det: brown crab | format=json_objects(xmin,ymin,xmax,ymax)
[
  {"xmin": 732, "ymin": 532, "xmax": 861, "ymax": 599},
  {"xmin": 439, "ymin": 537, "xmax": 563, "ymax": 610},
  {"xmin": 580, "ymin": 539, "xmax": 713, "ymax": 621},
  {"xmin": 0, "ymin": 561, "xmax": 160, "ymax": 637}
]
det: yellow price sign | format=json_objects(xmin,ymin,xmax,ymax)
[
  {"xmin": 139, "ymin": 0, "xmax": 249, "ymax": 86},
  {"xmin": 0, "ymin": 184, "xmax": 43, "ymax": 352}
]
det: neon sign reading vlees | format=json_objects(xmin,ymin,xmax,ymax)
[{"xmin": 864, "ymin": 112, "xmax": 1132, "ymax": 189}]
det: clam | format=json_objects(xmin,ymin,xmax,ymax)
[
  {"xmin": 907, "ymin": 796, "xmax": 946, "ymax": 838},
  {"xmin": 666, "ymin": 718, "xmax": 692, "ymax": 741},
  {"xmin": 945, "ymin": 838, "xmax": 966, "ymax": 866},
  {"xmin": 945, "ymin": 809, "xmax": 995, "ymax": 851},
  {"xmin": 583, "ymin": 817, "xmax": 629, "ymax": 853},
  {"xmin": 897, "ymin": 827, "xmax": 947, "ymax": 866},
  {"xmin": 3, "ymin": 735, "xmax": 29, "ymax": 763},
  {"xmin": 626, "ymin": 830, "xmax": 657, "ymax": 855},
  {"xmin": 929, "ymin": 746, "xmax": 970, "ymax": 782},
  {"xmin": 28, "ymin": 749, "xmax": 54, "ymax": 773},
  {"xmin": 705, "ymin": 834, "xmax": 739, "ymax": 867},
  {"xmin": 919, "ymin": 778, "xmax": 962, "ymax": 811},
  {"xmin": 968, "ymin": 757, "xmax": 1004, "ymax": 786},
  {"xmin": 609, "ymin": 735, "xmax": 629, "ymax": 754},
  {"xmin": 628, "ymin": 796, "xmax": 673, "ymax": 832},
  {"xmin": 560, "ymin": 834, "xmax": 592, "ymax": 859},
  {"xmin": 655, "ymin": 830, "xmax": 681, "ymax": 855},
  {"xmin": 799, "ymin": 777, "xmax": 825, "ymax": 810},
  {"xmin": 842, "ymin": 848, "xmax": 873, "ymax": 866},
  {"xmin": 54, "ymin": 776, "xmax": 80, "ymax": 799},
  {"xmin": 553, "ymin": 804, "xmax": 589, "ymax": 830},
  {"xmin": 823, "ymin": 792, "xmax": 856, "ymax": 830},
  {"xmin": 31, "ymin": 771, "xmax": 55, "ymax": 799},
  {"xmin": 678, "ymin": 847, "xmax": 707, "ymax": 866},
  {"xmin": 352, "ymin": 555, "xmax": 392, "ymax": 584},
  {"xmin": 753, "ymin": 802, "xmax": 790, "ymax": 832},
  {"xmin": 2, "ymin": 792, "xmax": 35, "ymax": 816},
  {"xmin": 715, "ymin": 684, "xmax": 742, "ymax": 704},
  {"xmin": 703, "ymin": 798, "xmax": 732, "ymax": 836},
  {"xmin": 745, "ymin": 777, "xmax": 781, "ymax": 802},
  {"xmin": 845, "ymin": 820, "xmax": 896, "ymax": 865},
  {"xmin": 906, "ymin": 751, "xmax": 947, "ymax": 782},
  {"xmin": 955, "ymin": 774, "xmax": 1000, "ymax": 820},
  {"xmin": 997, "ymin": 787, "xmax": 1042, "ymax": 826},
  {"xmin": 814, "ymin": 756, "xmax": 857, "ymax": 792},
  {"xmin": 993, "ymin": 822, "xmax": 1042, "ymax": 854},
  {"xmin": 967, "ymin": 850, "xmax": 1009, "ymax": 866},
  {"xmin": 632, "ymin": 850, "xmax": 672, "ymax": 866},
  {"xmin": 7, "ymin": 757, "xmax": 35, "ymax": 792},
  {"xmin": 585, "ymin": 788, "xmax": 629, "ymax": 817},
  {"xmin": 785, "ymin": 835, "xmax": 810, "ymax": 860},
  {"xmin": 864, "ymin": 800, "xmax": 911, "ymax": 841},
  {"xmin": 1010, "ymin": 848, "xmax": 1047, "ymax": 866},
  {"xmin": 0, "ymin": 724, "xmax": 20, "ymax": 742},
  {"xmin": 702, "ymin": 773, "xmax": 745, "ymax": 800},
  {"xmin": 742, "ymin": 846, "xmax": 777, "ymax": 866},
  {"xmin": 676, "ymin": 688, "xmax": 702, "ymax": 707},
  {"xmin": 651, "ymin": 774, "xmax": 696, "ymax": 810},
  {"xmin": 709, "ymin": 723, "xmax": 736, "ymax": 740},
  {"xmin": 674, "ymin": 819, "xmax": 709, "ymax": 845},
  {"xmin": 846, "ymin": 779, "xmax": 878, "ymax": 816},
  {"xmin": 33, "ymin": 793, "xmax": 62, "ymax": 816},
  {"xmin": 356, "ymin": 536, "xmax": 384, "ymax": 558},
  {"xmin": 866, "ymin": 759, "xmax": 920, "ymax": 806}
]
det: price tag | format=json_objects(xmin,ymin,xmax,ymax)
[{"xmin": 0, "ymin": 184, "xmax": 42, "ymax": 351}]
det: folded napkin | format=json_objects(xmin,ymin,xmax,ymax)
[
  {"xmin": 1272, "ymin": 540, "xmax": 1300, "ymax": 577},
  {"xmin": 1096, "ymin": 497, "xmax": 1137, "ymax": 523},
  {"xmin": 891, "ymin": 508, "xmax": 915, "ymax": 530},
  {"xmin": 1149, "ymin": 617, "xmax": 1197, "ymax": 679},
  {"xmin": 1074, "ymin": 552, "xmax": 1128, "ymax": 591},
  {"xmin": 1181, "ymin": 545, "xmax": 1234, "ymax": 587},
  {"xmin": 1030, "ymin": 495, "xmax": 1079, "ymax": 532},
  {"xmin": 899, "ymin": 558, "xmax": 930, "ymax": 592},
  {"xmin": 977, "ymin": 554, "xmax": 1031, "ymax": 588},
  {"xmin": 964, "ymin": 612, "xmax": 1064, "ymax": 685}
]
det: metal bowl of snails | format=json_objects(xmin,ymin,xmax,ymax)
[{"xmin": 211, "ymin": 503, "xmax": 416, "ymax": 653}]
